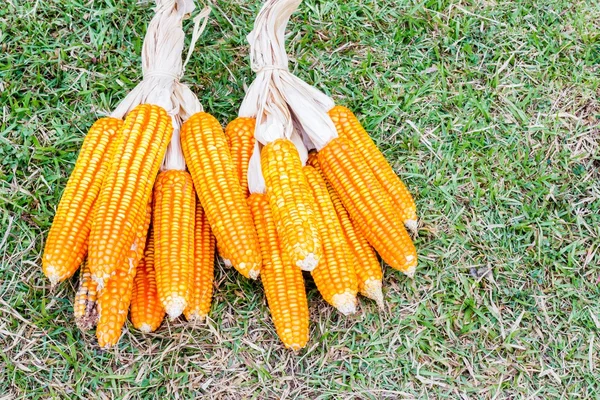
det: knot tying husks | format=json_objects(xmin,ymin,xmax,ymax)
[
  {"xmin": 238, "ymin": 0, "xmax": 336, "ymax": 152},
  {"xmin": 253, "ymin": 64, "xmax": 289, "ymax": 74},
  {"xmin": 110, "ymin": 0, "xmax": 209, "ymax": 171},
  {"xmin": 144, "ymin": 69, "xmax": 181, "ymax": 81},
  {"xmin": 111, "ymin": 0, "xmax": 207, "ymax": 122}
]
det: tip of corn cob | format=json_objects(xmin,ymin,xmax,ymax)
[
  {"xmin": 138, "ymin": 323, "xmax": 153, "ymax": 334},
  {"xmin": 75, "ymin": 313, "xmax": 99, "ymax": 331},
  {"xmin": 237, "ymin": 262, "xmax": 261, "ymax": 279},
  {"xmin": 221, "ymin": 257, "xmax": 233, "ymax": 268},
  {"xmin": 184, "ymin": 312, "xmax": 207, "ymax": 323},
  {"xmin": 362, "ymin": 279, "xmax": 384, "ymax": 309},
  {"xmin": 164, "ymin": 295, "xmax": 187, "ymax": 319},
  {"xmin": 404, "ymin": 260, "xmax": 417, "ymax": 279},
  {"xmin": 296, "ymin": 253, "xmax": 318, "ymax": 272},
  {"xmin": 286, "ymin": 342, "xmax": 306, "ymax": 352},
  {"xmin": 405, "ymin": 219, "xmax": 418, "ymax": 236},
  {"xmin": 331, "ymin": 292, "xmax": 357, "ymax": 316},
  {"xmin": 248, "ymin": 268, "xmax": 260, "ymax": 280},
  {"xmin": 43, "ymin": 265, "xmax": 63, "ymax": 286}
]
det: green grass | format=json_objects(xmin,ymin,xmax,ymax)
[{"xmin": 1, "ymin": 0, "xmax": 600, "ymax": 398}]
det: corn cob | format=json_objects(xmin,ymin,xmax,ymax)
[
  {"xmin": 181, "ymin": 112, "xmax": 261, "ymax": 279},
  {"xmin": 329, "ymin": 106, "xmax": 417, "ymax": 231},
  {"xmin": 96, "ymin": 265, "xmax": 136, "ymax": 348},
  {"xmin": 220, "ymin": 117, "xmax": 256, "ymax": 267},
  {"xmin": 304, "ymin": 166, "xmax": 357, "ymax": 315},
  {"xmin": 73, "ymin": 260, "xmax": 99, "ymax": 330},
  {"xmin": 130, "ymin": 228, "xmax": 164, "ymax": 333},
  {"xmin": 248, "ymin": 193, "xmax": 309, "ymax": 350},
  {"xmin": 225, "ymin": 117, "xmax": 256, "ymax": 196},
  {"xmin": 261, "ymin": 139, "xmax": 321, "ymax": 271},
  {"xmin": 307, "ymin": 152, "xmax": 383, "ymax": 307},
  {"xmin": 96, "ymin": 202, "xmax": 152, "ymax": 348},
  {"xmin": 318, "ymin": 137, "xmax": 417, "ymax": 276},
  {"xmin": 89, "ymin": 104, "xmax": 172, "ymax": 288},
  {"xmin": 184, "ymin": 202, "xmax": 215, "ymax": 322},
  {"xmin": 153, "ymin": 170, "xmax": 195, "ymax": 319},
  {"xmin": 43, "ymin": 117, "xmax": 122, "ymax": 285}
]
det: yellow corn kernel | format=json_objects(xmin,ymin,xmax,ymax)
[
  {"xmin": 153, "ymin": 170, "xmax": 195, "ymax": 319},
  {"xmin": 43, "ymin": 117, "xmax": 122, "ymax": 285},
  {"xmin": 318, "ymin": 137, "xmax": 417, "ymax": 276},
  {"xmin": 89, "ymin": 104, "xmax": 172, "ymax": 288},
  {"xmin": 74, "ymin": 260, "xmax": 99, "ymax": 330},
  {"xmin": 329, "ymin": 105, "xmax": 417, "ymax": 230},
  {"xmin": 304, "ymin": 166, "xmax": 357, "ymax": 315},
  {"xmin": 261, "ymin": 139, "xmax": 321, "ymax": 271},
  {"xmin": 184, "ymin": 202, "xmax": 215, "ymax": 322},
  {"xmin": 96, "ymin": 202, "xmax": 152, "ymax": 348},
  {"xmin": 181, "ymin": 112, "xmax": 261, "ymax": 279},
  {"xmin": 248, "ymin": 193, "xmax": 309, "ymax": 350},
  {"xmin": 307, "ymin": 152, "xmax": 383, "ymax": 307},
  {"xmin": 225, "ymin": 117, "xmax": 256, "ymax": 196},
  {"xmin": 130, "ymin": 228, "xmax": 164, "ymax": 333}
]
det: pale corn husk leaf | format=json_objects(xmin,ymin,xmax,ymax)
[{"xmin": 239, "ymin": 0, "xmax": 336, "ymax": 152}]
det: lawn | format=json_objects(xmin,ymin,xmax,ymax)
[{"xmin": 1, "ymin": 0, "xmax": 600, "ymax": 398}]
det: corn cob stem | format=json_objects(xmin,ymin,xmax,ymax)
[
  {"xmin": 43, "ymin": 117, "xmax": 122, "ymax": 285},
  {"xmin": 181, "ymin": 112, "xmax": 262, "ymax": 279}
]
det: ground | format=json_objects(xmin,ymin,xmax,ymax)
[{"xmin": 1, "ymin": 0, "xmax": 600, "ymax": 398}]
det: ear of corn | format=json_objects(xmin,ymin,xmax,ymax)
[
  {"xmin": 307, "ymin": 152, "xmax": 383, "ymax": 307},
  {"xmin": 96, "ymin": 264, "xmax": 136, "ymax": 348},
  {"xmin": 304, "ymin": 166, "xmax": 357, "ymax": 315},
  {"xmin": 224, "ymin": 117, "xmax": 256, "ymax": 196},
  {"xmin": 43, "ymin": 117, "xmax": 122, "ymax": 285},
  {"xmin": 130, "ymin": 227, "xmax": 164, "ymax": 333},
  {"xmin": 221, "ymin": 116, "xmax": 256, "ymax": 269},
  {"xmin": 329, "ymin": 106, "xmax": 417, "ymax": 230},
  {"xmin": 248, "ymin": 193, "xmax": 309, "ymax": 350},
  {"xmin": 73, "ymin": 260, "xmax": 99, "ymax": 330},
  {"xmin": 184, "ymin": 202, "xmax": 215, "ymax": 322},
  {"xmin": 153, "ymin": 170, "xmax": 196, "ymax": 319},
  {"xmin": 338, "ymin": 208, "xmax": 383, "ymax": 307},
  {"xmin": 89, "ymin": 104, "xmax": 173, "ymax": 288},
  {"xmin": 261, "ymin": 139, "xmax": 321, "ymax": 271},
  {"xmin": 318, "ymin": 137, "xmax": 417, "ymax": 276},
  {"xmin": 181, "ymin": 112, "xmax": 262, "ymax": 279},
  {"xmin": 96, "ymin": 202, "xmax": 152, "ymax": 348}
]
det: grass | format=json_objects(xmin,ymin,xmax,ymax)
[{"xmin": 1, "ymin": 0, "xmax": 600, "ymax": 398}]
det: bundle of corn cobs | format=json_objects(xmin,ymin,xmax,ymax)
[{"xmin": 41, "ymin": 0, "xmax": 418, "ymax": 351}]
